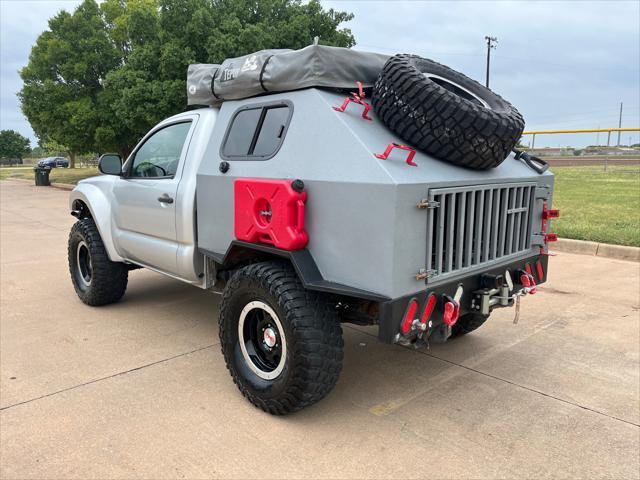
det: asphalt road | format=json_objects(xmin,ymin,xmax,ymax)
[{"xmin": 1, "ymin": 179, "xmax": 639, "ymax": 479}]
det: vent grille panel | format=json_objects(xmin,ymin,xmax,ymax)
[{"xmin": 426, "ymin": 183, "xmax": 536, "ymax": 281}]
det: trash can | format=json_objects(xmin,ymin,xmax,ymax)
[{"xmin": 34, "ymin": 166, "xmax": 51, "ymax": 186}]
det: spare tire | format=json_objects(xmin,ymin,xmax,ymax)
[{"xmin": 372, "ymin": 54, "xmax": 524, "ymax": 169}]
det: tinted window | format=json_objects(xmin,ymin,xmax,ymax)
[
  {"xmin": 130, "ymin": 122, "xmax": 192, "ymax": 178},
  {"xmin": 253, "ymin": 107, "xmax": 289, "ymax": 156},
  {"xmin": 222, "ymin": 103, "xmax": 291, "ymax": 160},
  {"xmin": 223, "ymin": 108, "xmax": 262, "ymax": 157}
]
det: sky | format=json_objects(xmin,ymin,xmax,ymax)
[{"xmin": 1, "ymin": 0, "xmax": 639, "ymax": 148}]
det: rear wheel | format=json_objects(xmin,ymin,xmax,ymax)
[
  {"xmin": 451, "ymin": 313, "xmax": 489, "ymax": 337},
  {"xmin": 219, "ymin": 261, "xmax": 343, "ymax": 414},
  {"xmin": 68, "ymin": 218, "xmax": 128, "ymax": 306}
]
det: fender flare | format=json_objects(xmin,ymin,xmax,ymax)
[
  {"xmin": 201, "ymin": 241, "xmax": 389, "ymax": 302},
  {"xmin": 69, "ymin": 184, "xmax": 124, "ymax": 262}
]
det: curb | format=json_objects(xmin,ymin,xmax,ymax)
[
  {"xmin": 51, "ymin": 182, "xmax": 75, "ymax": 191},
  {"xmin": 554, "ymin": 238, "xmax": 640, "ymax": 262},
  {"xmin": 2, "ymin": 178, "xmax": 75, "ymax": 190}
]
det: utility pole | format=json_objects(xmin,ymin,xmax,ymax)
[
  {"xmin": 485, "ymin": 36, "xmax": 497, "ymax": 88},
  {"xmin": 617, "ymin": 102, "xmax": 623, "ymax": 146}
]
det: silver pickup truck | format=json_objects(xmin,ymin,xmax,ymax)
[{"xmin": 68, "ymin": 49, "xmax": 557, "ymax": 414}]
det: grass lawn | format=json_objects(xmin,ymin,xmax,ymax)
[
  {"xmin": 551, "ymin": 165, "xmax": 640, "ymax": 247},
  {"xmin": 0, "ymin": 166, "xmax": 100, "ymax": 184}
]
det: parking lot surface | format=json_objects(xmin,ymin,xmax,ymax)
[{"xmin": 1, "ymin": 179, "xmax": 639, "ymax": 479}]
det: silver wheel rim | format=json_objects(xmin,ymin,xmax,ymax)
[
  {"xmin": 238, "ymin": 301, "xmax": 287, "ymax": 380},
  {"xmin": 76, "ymin": 240, "xmax": 92, "ymax": 287},
  {"xmin": 424, "ymin": 73, "xmax": 490, "ymax": 108}
]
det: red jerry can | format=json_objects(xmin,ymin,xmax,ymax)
[{"xmin": 234, "ymin": 178, "xmax": 308, "ymax": 250}]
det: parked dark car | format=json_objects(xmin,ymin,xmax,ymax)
[{"xmin": 37, "ymin": 157, "xmax": 69, "ymax": 168}]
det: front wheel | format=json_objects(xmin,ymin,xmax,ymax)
[
  {"xmin": 68, "ymin": 218, "xmax": 128, "ymax": 306},
  {"xmin": 219, "ymin": 261, "xmax": 343, "ymax": 415}
]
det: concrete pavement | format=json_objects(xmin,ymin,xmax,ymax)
[{"xmin": 1, "ymin": 179, "xmax": 639, "ymax": 479}]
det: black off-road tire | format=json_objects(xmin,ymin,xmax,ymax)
[
  {"xmin": 219, "ymin": 261, "xmax": 343, "ymax": 415},
  {"xmin": 68, "ymin": 218, "xmax": 128, "ymax": 306},
  {"xmin": 372, "ymin": 54, "xmax": 524, "ymax": 169},
  {"xmin": 451, "ymin": 313, "xmax": 489, "ymax": 338}
]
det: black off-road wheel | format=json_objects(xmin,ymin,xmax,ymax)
[
  {"xmin": 68, "ymin": 218, "xmax": 128, "ymax": 306},
  {"xmin": 219, "ymin": 261, "xmax": 343, "ymax": 415},
  {"xmin": 372, "ymin": 54, "xmax": 524, "ymax": 169},
  {"xmin": 451, "ymin": 313, "xmax": 489, "ymax": 338}
]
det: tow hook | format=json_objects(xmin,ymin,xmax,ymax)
[
  {"xmin": 470, "ymin": 270, "xmax": 514, "ymax": 316},
  {"xmin": 442, "ymin": 295, "xmax": 460, "ymax": 326}
]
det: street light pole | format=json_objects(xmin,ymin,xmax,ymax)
[{"xmin": 485, "ymin": 36, "xmax": 497, "ymax": 88}]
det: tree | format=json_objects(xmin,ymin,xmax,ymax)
[
  {"xmin": 21, "ymin": 0, "xmax": 356, "ymax": 160},
  {"xmin": 19, "ymin": 0, "xmax": 121, "ymax": 167},
  {"xmin": 0, "ymin": 130, "xmax": 31, "ymax": 160}
]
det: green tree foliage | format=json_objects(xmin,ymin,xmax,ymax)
[
  {"xmin": 19, "ymin": 0, "xmax": 119, "ymax": 167},
  {"xmin": 0, "ymin": 130, "xmax": 31, "ymax": 160},
  {"xmin": 20, "ymin": 0, "xmax": 355, "ymax": 161}
]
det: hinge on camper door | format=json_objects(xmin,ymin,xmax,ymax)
[
  {"xmin": 535, "ymin": 185, "xmax": 551, "ymax": 200},
  {"xmin": 417, "ymin": 198, "xmax": 440, "ymax": 209},
  {"xmin": 416, "ymin": 268, "xmax": 437, "ymax": 281}
]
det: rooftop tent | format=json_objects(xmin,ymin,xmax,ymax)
[{"xmin": 187, "ymin": 45, "xmax": 389, "ymax": 106}]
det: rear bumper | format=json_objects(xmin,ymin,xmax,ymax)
[{"xmin": 377, "ymin": 254, "xmax": 549, "ymax": 344}]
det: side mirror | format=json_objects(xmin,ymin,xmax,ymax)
[{"xmin": 98, "ymin": 153, "xmax": 122, "ymax": 175}]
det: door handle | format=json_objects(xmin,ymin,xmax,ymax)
[{"xmin": 157, "ymin": 194, "xmax": 174, "ymax": 204}]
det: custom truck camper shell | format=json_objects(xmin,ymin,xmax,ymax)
[{"xmin": 195, "ymin": 87, "xmax": 554, "ymax": 341}]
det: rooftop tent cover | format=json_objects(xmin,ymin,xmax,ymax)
[{"xmin": 187, "ymin": 45, "xmax": 390, "ymax": 106}]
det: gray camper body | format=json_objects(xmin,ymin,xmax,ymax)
[
  {"xmin": 192, "ymin": 87, "xmax": 554, "ymax": 342},
  {"xmin": 198, "ymin": 88, "xmax": 553, "ymax": 292}
]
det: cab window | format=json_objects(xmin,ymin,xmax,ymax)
[{"xmin": 130, "ymin": 122, "xmax": 192, "ymax": 178}]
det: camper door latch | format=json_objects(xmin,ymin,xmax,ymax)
[{"xmin": 417, "ymin": 199, "xmax": 440, "ymax": 209}]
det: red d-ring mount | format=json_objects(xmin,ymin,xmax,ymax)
[
  {"xmin": 375, "ymin": 143, "xmax": 418, "ymax": 167},
  {"xmin": 518, "ymin": 270, "xmax": 537, "ymax": 294},
  {"xmin": 333, "ymin": 81, "xmax": 372, "ymax": 120},
  {"xmin": 442, "ymin": 295, "xmax": 460, "ymax": 327}
]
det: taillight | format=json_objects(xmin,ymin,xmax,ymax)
[
  {"xmin": 542, "ymin": 209, "xmax": 560, "ymax": 219},
  {"xmin": 400, "ymin": 299, "xmax": 419, "ymax": 334},
  {"xmin": 540, "ymin": 202, "xmax": 560, "ymax": 253},
  {"xmin": 535, "ymin": 260, "xmax": 544, "ymax": 281},
  {"xmin": 420, "ymin": 294, "xmax": 436, "ymax": 325}
]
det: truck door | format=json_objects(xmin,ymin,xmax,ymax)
[{"xmin": 112, "ymin": 119, "xmax": 196, "ymax": 275}]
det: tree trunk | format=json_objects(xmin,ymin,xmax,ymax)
[{"xmin": 69, "ymin": 151, "xmax": 76, "ymax": 169}]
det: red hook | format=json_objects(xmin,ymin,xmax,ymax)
[
  {"xmin": 375, "ymin": 143, "xmax": 418, "ymax": 167},
  {"xmin": 333, "ymin": 81, "xmax": 373, "ymax": 121}
]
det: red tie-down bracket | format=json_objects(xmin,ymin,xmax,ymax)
[
  {"xmin": 375, "ymin": 143, "xmax": 418, "ymax": 167},
  {"xmin": 333, "ymin": 81, "xmax": 372, "ymax": 121},
  {"xmin": 539, "ymin": 201, "xmax": 560, "ymax": 255},
  {"xmin": 442, "ymin": 295, "xmax": 460, "ymax": 326},
  {"xmin": 516, "ymin": 269, "xmax": 537, "ymax": 294}
]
